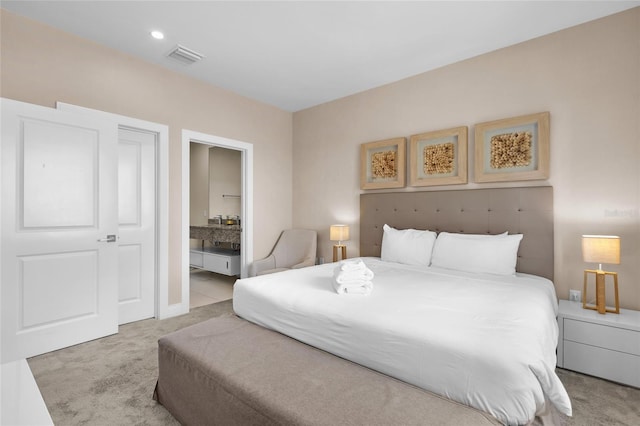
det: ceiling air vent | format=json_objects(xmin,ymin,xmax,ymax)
[{"xmin": 166, "ymin": 44, "xmax": 205, "ymax": 65}]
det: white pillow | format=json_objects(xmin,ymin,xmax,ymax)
[
  {"xmin": 380, "ymin": 224, "xmax": 437, "ymax": 266},
  {"xmin": 430, "ymin": 232, "xmax": 523, "ymax": 275}
]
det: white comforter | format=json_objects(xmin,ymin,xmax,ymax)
[{"xmin": 233, "ymin": 258, "xmax": 572, "ymax": 425}]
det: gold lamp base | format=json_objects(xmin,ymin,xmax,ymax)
[
  {"xmin": 583, "ymin": 269, "xmax": 619, "ymax": 314},
  {"xmin": 333, "ymin": 244, "xmax": 347, "ymax": 262}
]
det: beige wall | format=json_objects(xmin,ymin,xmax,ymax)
[
  {"xmin": 209, "ymin": 147, "xmax": 242, "ymax": 219},
  {"xmin": 189, "ymin": 143, "xmax": 210, "ymax": 227},
  {"xmin": 3, "ymin": 7, "xmax": 639, "ymax": 310},
  {"xmin": 293, "ymin": 8, "xmax": 640, "ymax": 310},
  {"xmin": 1, "ymin": 10, "xmax": 293, "ymax": 305}
]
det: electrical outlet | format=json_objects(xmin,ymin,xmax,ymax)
[{"xmin": 569, "ymin": 289, "xmax": 582, "ymax": 302}]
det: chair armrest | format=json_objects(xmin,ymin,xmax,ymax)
[
  {"xmin": 250, "ymin": 255, "xmax": 276, "ymax": 277},
  {"xmin": 290, "ymin": 258, "xmax": 315, "ymax": 270}
]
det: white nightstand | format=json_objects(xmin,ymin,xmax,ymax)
[{"xmin": 557, "ymin": 299, "xmax": 640, "ymax": 387}]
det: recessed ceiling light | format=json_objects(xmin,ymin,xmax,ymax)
[{"xmin": 150, "ymin": 30, "xmax": 164, "ymax": 40}]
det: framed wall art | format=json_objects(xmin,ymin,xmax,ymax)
[
  {"xmin": 409, "ymin": 126, "xmax": 467, "ymax": 187},
  {"xmin": 474, "ymin": 112, "xmax": 550, "ymax": 183},
  {"xmin": 360, "ymin": 137, "xmax": 406, "ymax": 190}
]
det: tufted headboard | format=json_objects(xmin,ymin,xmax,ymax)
[{"xmin": 360, "ymin": 186, "xmax": 554, "ymax": 280}]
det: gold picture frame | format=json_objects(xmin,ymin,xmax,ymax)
[
  {"xmin": 360, "ymin": 137, "xmax": 406, "ymax": 190},
  {"xmin": 474, "ymin": 112, "xmax": 550, "ymax": 183},
  {"xmin": 409, "ymin": 126, "xmax": 467, "ymax": 187}
]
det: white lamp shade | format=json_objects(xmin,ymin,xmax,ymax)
[
  {"xmin": 582, "ymin": 235, "xmax": 620, "ymax": 265},
  {"xmin": 330, "ymin": 225, "xmax": 350, "ymax": 242}
]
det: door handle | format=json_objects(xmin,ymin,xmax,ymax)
[{"xmin": 97, "ymin": 234, "xmax": 117, "ymax": 243}]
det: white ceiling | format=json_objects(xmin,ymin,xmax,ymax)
[{"xmin": 3, "ymin": 1, "xmax": 639, "ymax": 112}]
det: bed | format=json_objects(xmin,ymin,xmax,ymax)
[{"xmin": 232, "ymin": 186, "xmax": 572, "ymax": 425}]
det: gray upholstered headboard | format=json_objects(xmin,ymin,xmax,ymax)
[{"xmin": 360, "ymin": 186, "xmax": 554, "ymax": 280}]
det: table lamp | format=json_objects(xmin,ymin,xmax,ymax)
[
  {"xmin": 582, "ymin": 235, "xmax": 620, "ymax": 314},
  {"xmin": 330, "ymin": 225, "xmax": 350, "ymax": 262}
]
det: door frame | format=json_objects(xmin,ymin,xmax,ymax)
[
  {"xmin": 181, "ymin": 129, "xmax": 253, "ymax": 311},
  {"xmin": 56, "ymin": 102, "xmax": 172, "ymax": 319}
]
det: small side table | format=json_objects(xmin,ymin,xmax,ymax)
[{"xmin": 556, "ymin": 299, "xmax": 640, "ymax": 387}]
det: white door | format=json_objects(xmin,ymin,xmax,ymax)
[
  {"xmin": 117, "ymin": 128, "xmax": 156, "ymax": 324},
  {"xmin": 1, "ymin": 98, "xmax": 119, "ymax": 362}
]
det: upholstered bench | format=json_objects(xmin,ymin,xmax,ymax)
[{"xmin": 154, "ymin": 314, "xmax": 500, "ymax": 425}]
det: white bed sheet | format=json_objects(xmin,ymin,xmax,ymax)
[{"xmin": 233, "ymin": 258, "xmax": 571, "ymax": 425}]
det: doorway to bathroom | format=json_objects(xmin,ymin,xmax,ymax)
[
  {"xmin": 189, "ymin": 144, "xmax": 240, "ymax": 308},
  {"xmin": 181, "ymin": 129, "xmax": 253, "ymax": 311}
]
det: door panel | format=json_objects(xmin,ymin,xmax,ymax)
[
  {"xmin": 22, "ymin": 119, "xmax": 98, "ymax": 228},
  {"xmin": 117, "ymin": 128, "xmax": 156, "ymax": 324},
  {"xmin": 21, "ymin": 251, "xmax": 98, "ymax": 328},
  {"xmin": 1, "ymin": 98, "xmax": 118, "ymax": 363},
  {"xmin": 118, "ymin": 142, "xmax": 140, "ymax": 225},
  {"xmin": 118, "ymin": 244, "xmax": 141, "ymax": 302}
]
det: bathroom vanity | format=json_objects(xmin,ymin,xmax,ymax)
[{"xmin": 189, "ymin": 225, "xmax": 241, "ymax": 276}]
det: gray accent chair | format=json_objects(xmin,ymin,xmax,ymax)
[{"xmin": 250, "ymin": 229, "xmax": 317, "ymax": 277}]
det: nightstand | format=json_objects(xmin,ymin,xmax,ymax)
[{"xmin": 557, "ymin": 299, "xmax": 640, "ymax": 387}]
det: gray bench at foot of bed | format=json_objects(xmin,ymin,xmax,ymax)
[{"xmin": 154, "ymin": 314, "xmax": 501, "ymax": 426}]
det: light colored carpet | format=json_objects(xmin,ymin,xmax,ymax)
[
  {"xmin": 29, "ymin": 300, "xmax": 640, "ymax": 425},
  {"xmin": 29, "ymin": 300, "xmax": 234, "ymax": 426},
  {"xmin": 556, "ymin": 368, "xmax": 640, "ymax": 425}
]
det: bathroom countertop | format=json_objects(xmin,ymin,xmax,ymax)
[{"xmin": 190, "ymin": 225, "xmax": 241, "ymax": 244}]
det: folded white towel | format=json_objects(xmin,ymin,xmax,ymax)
[
  {"xmin": 334, "ymin": 268, "xmax": 374, "ymax": 284},
  {"xmin": 332, "ymin": 261, "xmax": 374, "ymax": 295},
  {"xmin": 338, "ymin": 259, "xmax": 368, "ymax": 272},
  {"xmin": 333, "ymin": 279, "xmax": 373, "ymax": 295}
]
